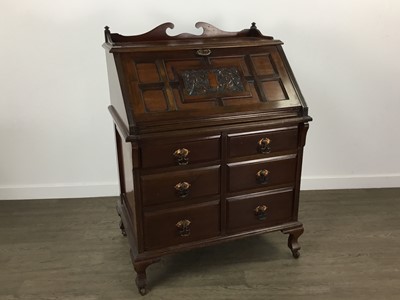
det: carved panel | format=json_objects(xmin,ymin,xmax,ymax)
[
  {"xmin": 180, "ymin": 67, "xmax": 246, "ymax": 98},
  {"xmin": 165, "ymin": 59, "xmax": 204, "ymax": 81},
  {"xmin": 172, "ymin": 88, "xmax": 218, "ymax": 110},
  {"xmin": 209, "ymin": 57, "xmax": 250, "ymax": 76}
]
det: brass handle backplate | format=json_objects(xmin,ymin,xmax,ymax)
[
  {"xmin": 258, "ymin": 137, "xmax": 271, "ymax": 154},
  {"xmin": 254, "ymin": 205, "xmax": 268, "ymax": 221},
  {"xmin": 174, "ymin": 181, "xmax": 191, "ymax": 198},
  {"xmin": 173, "ymin": 148, "xmax": 190, "ymax": 165},
  {"xmin": 196, "ymin": 49, "xmax": 211, "ymax": 56},
  {"xmin": 256, "ymin": 169, "xmax": 269, "ymax": 184},
  {"xmin": 176, "ymin": 219, "xmax": 191, "ymax": 237}
]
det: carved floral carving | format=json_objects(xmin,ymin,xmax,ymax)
[{"xmin": 181, "ymin": 67, "xmax": 245, "ymax": 96}]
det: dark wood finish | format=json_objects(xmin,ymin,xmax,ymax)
[
  {"xmin": 227, "ymin": 155, "xmax": 297, "ymax": 193},
  {"xmin": 140, "ymin": 166, "xmax": 220, "ymax": 206},
  {"xmin": 227, "ymin": 188, "xmax": 294, "ymax": 233},
  {"xmin": 228, "ymin": 126, "xmax": 298, "ymax": 158},
  {"xmin": 282, "ymin": 226, "xmax": 305, "ymax": 258},
  {"xmin": 143, "ymin": 200, "xmax": 220, "ymax": 250},
  {"xmin": 140, "ymin": 135, "xmax": 220, "ymax": 169},
  {"xmin": 103, "ymin": 22, "xmax": 312, "ymax": 295}
]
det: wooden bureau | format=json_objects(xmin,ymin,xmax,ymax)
[{"xmin": 103, "ymin": 22, "xmax": 312, "ymax": 295}]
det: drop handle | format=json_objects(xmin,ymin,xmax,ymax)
[
  {"xmin": 174, "ymin": 181, "xmax": 191, "ymax": 198},
  {"xmin": 256, "ymin": 169, "xmax": 269, "ymax": 184},
  {"xmin": 176, "ymin": 219, "xmax": 191, "ymax": 237},
  {"xmin": 254, "ymin": 205, "xmax": 268, "ymax": 221},
  {"xmin": 258, "ymin": 137, "xmax": 271, "ymax": 153},
  {"xmin": 173, "ymin": 148, "xmax": 190, "ymax": 165}
]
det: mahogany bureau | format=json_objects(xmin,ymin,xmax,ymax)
[{"xmin": 103, "ymin": 22, "xmax": 312, "ymax": 295}]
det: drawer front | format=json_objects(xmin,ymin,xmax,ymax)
[
  {"xmin": 141, "ymin": 166, "xmax": 220, "ymax": 206},
  {"xmin": 228, "ymin": 127, "xmax": 298, "ymax": 158},
  {"xmin": 228, "ymin": 156, "xmax": 297, "ymax": 193},
  {"xmin": 227, "ymin": 189, "xmax": 294, "ymax": 233},
  {"xmin": 144, "ymin": 201, "xmax": 220, "ymax": 250},
  {"xmin": 140, "ymin": 136, "xmax": 220, "ymax": 169}
]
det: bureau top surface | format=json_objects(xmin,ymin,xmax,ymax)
[{"xmin": 104, "ymin": 22, "xmax": 310, "ymax": 135}]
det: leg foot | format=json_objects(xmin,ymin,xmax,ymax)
[
  {"xmin": 282, "ymin": 226, "xmax": 304, "ymax": 259},
  {"xmin": 119, "ymin": 219, "xmax": 127, "ymax": 237},
  {"xmin": 116, "ymin": 202, "xmax": 127, "ymax": 237},
  {"xmin": 136, "ymin": 272, "xmax": 148, "ymax": 295},
  {"xmin": 133, "ymin": 258, "xmax": 160, "ymax": 295}
]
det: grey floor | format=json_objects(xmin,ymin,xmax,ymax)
[{"xmin": 0, "ymin": 189, "xmax": 399, "ymax": 300}]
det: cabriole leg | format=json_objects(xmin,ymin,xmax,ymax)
[
  {"xmin": 116, "ymin": 203, "xmax": 127, "ymax": 237},
  {"xmin": 133, "ymin": 258, "xmax": 160, "ymax": 295},
  {"xmin": 119, "ymin": 218, "xmax": 127, "ymax": 237},
  {"xmin": 282, "ymin": 227, "xmax": 304, "ymax": 259}
]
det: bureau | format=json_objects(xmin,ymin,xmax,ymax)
[{"xmin": 103, "ymin": 22, "xmax": 312, "ymax": 295}]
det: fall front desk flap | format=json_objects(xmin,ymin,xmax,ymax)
[{"xmin": 103, "ymin": 22, "xmax": 310, "ymax": 134}]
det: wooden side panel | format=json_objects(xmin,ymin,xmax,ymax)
[
  {"xmin": 105, "ymin": 51, "xmax": 130, "ymax": 132},
  {"xmin": 115, "ymin": 129, "xmax": 139, "ymax": 251}
]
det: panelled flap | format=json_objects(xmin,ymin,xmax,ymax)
[{"xmin": 117, "ymin": 45, "xmax": 306, "ymax": 132}]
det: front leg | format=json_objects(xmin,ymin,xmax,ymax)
[
  {"xmin": 133, "ymin": 258, "xmax": 161, "ymax": 295},
  {"xmin": 119, "ymin": 218, "xmax": 127, "ymax": 237},
  {"xmin": 116, "ymin": 204, "xmax": 127, "ymax": 237},
  {"xmin": 282, "ymin": 226, "xmax": 304, "ymax": 259}
]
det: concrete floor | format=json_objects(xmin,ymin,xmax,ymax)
[{"xmin": 0, "ymin": 189, "xmax": 399, "ymax": 300}]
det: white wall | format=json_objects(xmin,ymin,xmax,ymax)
[{"xmin": 1, "ymin": 0, "xmax": 399, "ymax": 200}]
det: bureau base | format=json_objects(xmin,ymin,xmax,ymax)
[{"xmin": 116, "ymin": 194, "xmax": 304, "ymax": 295}]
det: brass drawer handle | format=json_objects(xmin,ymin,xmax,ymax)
[
  {"xmin": 174, "ymin": 181, "xmax": 191, "ymax": 198},
  {"xmin": 176, "ymin": 219, "xmax": 191, "ymax": 237},
  {"xmin": 256, "ymin": 169, "xmax": 269, "ymax": 184},
  {"xmin": 173, "ymin": 148, "xmax": 190, "ymax": 165},
  {"xmin": 196, "ymin": 49, "xmax": 211, "ymax": 56},
  {"xmin": 254, "ymin": 205, "xmax": 268, "ymax": 221},
  {"xmin": 258, "ymin": 137, "xmax": 271, "ymax": 154}
]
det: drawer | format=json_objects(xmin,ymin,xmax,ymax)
[
  {"xmin": 141, "ymin": 166, "xmax": 220, "ymax": 206},
  {"xmin": 227, "ymin": 189, "xmax": 294, "ymax": 233},
  {"xmin": 143, "ymin": 201, "xmax": 220, "ymax": 250},
  {"xmin": 140, "ymin": 135, "xmax": 220, "ymax": 169},
  {"xmin": 228, "ymin": 155, "xmax": 297, "ymax": 193},
  {"xmin": 228, "ymin": 127, "xmax": 298, "ymax": 158}
]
